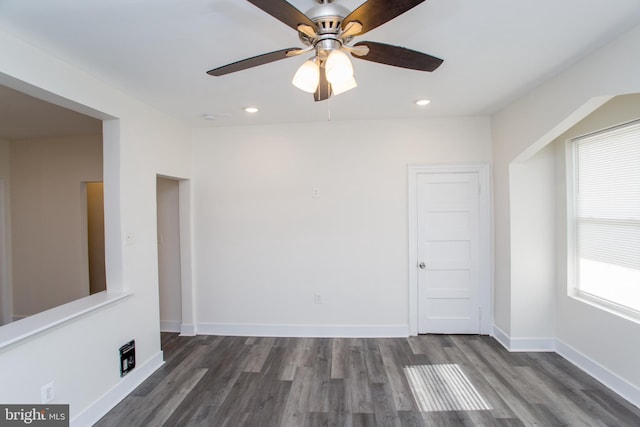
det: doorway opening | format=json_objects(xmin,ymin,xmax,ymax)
[{"xmin": 157, "ymin": 177, "xmax": 182, "ymax": 333}]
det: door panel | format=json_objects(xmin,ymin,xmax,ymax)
[{"xmin": 418, "ymin": 172, "xmax": 480, "ymax": 334}]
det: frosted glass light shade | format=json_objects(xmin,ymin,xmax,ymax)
[
  {"xmin": 325, "ymin": 49, "xmax": 354, "ymax": 85},
  {"xmin": 331, "ymin": 75, "xmax": 357, "ymax": 95},
  {"xmin": 292, "ymin": 59, "xmax": 320, "ymax": 93}
]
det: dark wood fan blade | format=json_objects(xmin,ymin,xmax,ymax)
[
  {"xmin": 207, "ymin": 48, "xmax": 298, "ymax": 76},
  {"xmin": 342, "ymin": 0, "xmax": 426, "ymax": 36},
  {"xmin": 314, "ymin": 66, "xmax": 331, "ymax": 102},
  {"xmin": 352, "ymin": 41, "xmax": 443, "ymax": 72},
  {"xmin": 247, "ymin": 0, "xmax": 317, "ymax": 32}
]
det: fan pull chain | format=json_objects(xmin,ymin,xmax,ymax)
[{"xmin": 327, "ymin": 95, "xmax": 332, "ymax": 121}]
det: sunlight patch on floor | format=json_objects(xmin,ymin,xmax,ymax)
[{"xmin": 404, "ymin": 364, "xmax": 492, "ymax": 412}]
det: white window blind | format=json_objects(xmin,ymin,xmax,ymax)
[{"xmin": 573, "ymin": 120, "xmax": 640, "ymax": 314}]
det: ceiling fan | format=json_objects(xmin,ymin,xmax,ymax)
[{"xmin": 207, "ymin": 0, "xmax": 443, "ymax": 101}]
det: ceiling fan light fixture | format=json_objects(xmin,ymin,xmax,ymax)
[
  {"xmin": 325, "ymin": 48, "xmax": 354, "ymax": 85},
  {"xmin": 331, "ymin": 75, "xmax": 357, "ymax": 96},
  {"xmin": 292, "ymin": 58, "xmax": 320, "ymax": 93}
]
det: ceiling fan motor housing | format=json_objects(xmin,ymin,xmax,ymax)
[{"xmin": 300, "ymin": 1, "xmax": 352, "ymax": 60}]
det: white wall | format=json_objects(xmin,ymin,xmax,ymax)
[
  {"xmin": 509, "ymin": 144, "xmax": 556, "ymax": 345},
  {"xmin": 0, "ymin": 28, "xmax": 192, "ymax": 424},
  {"xmin": 492, "ymin": 22, "xmax": 640, "ymax": 399},
  {"xmin": 192, "ymin": 117, "xmax": 492, "ymax": 335},
  {"xmin": 553, "ymin": 94, "xmax": 640, "ymax": 388},
  {"xmin": 10, "ymin": 135, "xmax": 102, "ymax": 318}
]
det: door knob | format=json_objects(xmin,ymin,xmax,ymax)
[{"xmin": 418, "ymin": 262, "xmax": 426, "ymax": 269}]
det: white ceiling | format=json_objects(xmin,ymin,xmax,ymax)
[{"xmin": 1, "ymin": 0, "xmax": 639, "ymax": 130}]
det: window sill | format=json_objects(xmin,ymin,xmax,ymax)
[
  {"xmin": 570, "ymin": 291, "xmax": 640, "ymax": 325},
  {"xmin": 0, "ymin": 290, "xmax": 132, "ymax": 352}
]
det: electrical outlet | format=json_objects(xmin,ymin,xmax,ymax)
[
  {"xmin": 312, "ymin": 187, "xmax": 320, "ymax": 198},
  {"xmin": 314, "ymin": 293, "xmax": 321, "ymax": 304},
  {"xmin": 41, "ymin": 381, "xmax": 55, "ymax": 404}
]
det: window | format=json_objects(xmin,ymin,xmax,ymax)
[{"xmin": 570, "ymin": 119, "xmax": 640, "ymax": 316}]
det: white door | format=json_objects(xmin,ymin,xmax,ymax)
[{"xmin": 417, "ymin": 172, "xmax": 480, "ymax": 334}]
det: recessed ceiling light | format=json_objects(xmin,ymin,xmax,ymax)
[
  {"xmin": 415, "ymin": 99, "xmax": 431, "ymax": 106},
  {"xmin": 202, "ymin": 113, "xmax": 231, "ymax": 120},
  {"xmin": 244, "ymin": 106, "xmax": 259, "ymax": 113}
]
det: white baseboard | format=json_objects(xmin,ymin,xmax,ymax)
[
  {"xmin": 491, "ymin": 325, "xmax": 555, "ymax": 352},
  {"xmin": 160, "ymin": 320, "xmax": 181, "ymax": 333},
  {"xmin": 180, "ymin": 323, "xmax": 196, "ymax": 336},
  {"xmin": 492, "ymin": 325, "xmax": 511, "ymax": 350},
  {"xmin": 71, "ymin": 351, "xmax": 164, "ymax": 427},
  {"xmin": 492, "ymin": 326, "xmax": 639, "ymax": 409},
  {"xmin": 196, "ymin": 323, "xmax": 409, "ymax": 338},
  {"xmin": 556, "ymin": 339, "xmax": 640, "ymax": 409}
]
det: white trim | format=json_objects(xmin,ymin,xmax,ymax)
[
  {"xmin": 178, "ymin": 179, "xmax": 196, "ymax": 335},
  {"xmin": 71, "ymin": 351, "xmax": 164, "ymax": 427},
  {"xmin": 408, "ymin": 163, "xmax": 493, "ymax": 335},
  {"xmin": 507, "ymin": 337, "xmax": 556, "ymax": 352},
  {"xmin": 196, "ymin": 323, "xmax": 409, "ymax": 338},
  {"xmin": 491, "ymin": 325, "xmax": 511, "ymax": 350},
  {"xmin": 0, "ymin": 291, "xmax": 132, "ymax": 352},
  {"xmin": 160, "ymin": 320, "xmax": 181, "ymax": 333},
  {"xmin": 179, "ymin": 323, "xmax": 196, "ymax": 336},
  {"xmin": 491, "ymin": 325, "xmax": 555, "ymax": 352},
  {"xmin": 556, "ymin": 339, "xmax": 640, "ymax": 409}
]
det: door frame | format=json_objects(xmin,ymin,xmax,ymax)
[{"xmin": 408, "ymin": 163, "xmax": 493, "ymax": 335}]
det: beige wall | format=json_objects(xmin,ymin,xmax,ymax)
[
  {"xmin": 0, "ymin": 138, "xmax": 11, "ymax": 325},
  {"xmin": 10, "ymin": 134, "xmax": 102, "ymax": 317},
  {"xmin": 87, "ymin": 181, "xmax": 106, "ymax": 294}
]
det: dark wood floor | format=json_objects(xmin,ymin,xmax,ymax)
[{"xmin": 95, "ymin": 333, "xmax": 640, "ymax": 426}]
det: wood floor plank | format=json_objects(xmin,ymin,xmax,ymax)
[
  {"xmin": 161, "ymin": 337, "xmax": 250, "ymax": 426},
  {"xmin": 327, "ymin": 378, "xmax": 351, "ymax": 427},
  {"xmin": 379, "ymin": 339, "xmax": 418, "ymax": 412},
  {"xmin": 370, "ymin": 382, "xmax": 402, "ymax": 427},
  {"xmin": 363, "ymin": 339, "xmax": 387, "ymax": 384},
  {"xmin": 94, "ymin": 333, "xmax": 640, "ymax": 427},
  {"xmin": 243, "ymin": 337, "xmax": 276, "ymax": 373},
  {"xmin": 138, "ymin": 367, "xmax": 208, "ymax": 426},
  {"xmin": 331, "ymin": 338, "xmax": 348, "ymax": 380},
  {"xmin": 397, "ymin": 410, "xmax": 427, "ymax": 427},
  {"xmin": 445, "ymin": 336, "xmax": 521, "ymax": 420},
  {"xmin": 352, "ymin": 412, "xmax": 377, "ymax": 427},
  {"xmin": 345, "ymin": 344, "xmax": 374, "ymax": 413},
  {"xmin": 307, "ymin": 338, "xmax": 332, "ymax": 413},
  {"xmin": 280, "ymin": 367, "xmax": 314, "ymax": 427}
]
